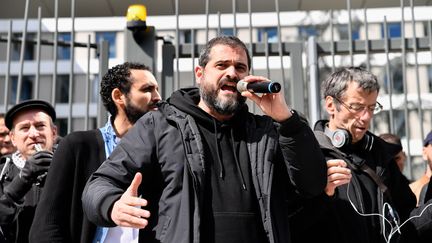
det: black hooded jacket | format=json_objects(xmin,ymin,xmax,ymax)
[
  {"xmin": 82, "ymin": 87, "xmax": 327, "ymax": 243},
  {"xmin": 290, "ymin": 120, "xmax": 416, "ymax": 243}
]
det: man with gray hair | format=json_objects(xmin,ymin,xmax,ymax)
[{"xmin": 290, "ymin": 67, "xmax": 416, "ymax": 243}]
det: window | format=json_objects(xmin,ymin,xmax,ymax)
[
  {"xmin": 220, "ymin": 28, "xmax": 234, "ymax": 36},
  {"xmin": 58, "ymin": 33, "xmax": 71, "ymax": 60},
  {"xmin": 337, "ymin": 24, "xmax": 360, "ymax": 40},
  {"xmin": 11, "ymin": 34, "xmax": 35, "ymax": 61},
  {"xmin": 10, "ymin": 76, "xmax": 33, "ymax": 103},
  {"xmin": 96, "ymin": 32, "xmax": 117, "ymax": 58},
  {"xmin": 258, "ymin": 27, "xmax": 278, "ymax": 43},
  {"xmin": 381, "ymin": 23, "xmax": 401, "ymax": 38},
  {"xmin": 56, "ymin": 75, "xmax": 69, "ymax": 103}
]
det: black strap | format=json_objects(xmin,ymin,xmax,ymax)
[{"xmin": 315, "ymin": 130, "xmax": 392, "ymax": 202}]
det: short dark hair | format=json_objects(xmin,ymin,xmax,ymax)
[
  {"xmin": 198, "ymin": 36, "xmax": 251, "ymax": 69},
  {"xmin": 100, "ymin": 62, "xmax": 151, "ymax": 118},
  {"xmin": 321, "ymin": 66, "xmax": 380, "ymax": 101},
  {"xmin": 379, "ymin": 133, "xmax": 402, "ymax": 146}
]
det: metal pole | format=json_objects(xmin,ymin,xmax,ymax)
[
  {"xmin": 85, "ymin": 35, "xmax": 91, "ymax": 130},
  {"xmin": 400, "ymin": 0, "xmax": 412, "ymax": 179},
  {"xmin": 4, "ymin": 20, "xmax": 12, "ymax": 112},
  {"xmin": 175, "ymin": 0, "xmax": 180, "ymax": 90},
  {"xmin": 410, "ymin": 0, "xmax": 424, "ymax": 142},
  {"xmin": 274, "ymin": 0, "xmax": 286, "ymax": 95},
  {"xmin": 330, "ymin": 10, "xmax": 335, "ymax": 72},
  {"xmin": 51, "ymin": 0, "xmax": 59, "ymax": 104},
  {"xmin": 232, "ymin": 0, "xmax": 237, "ymax": 36},
  {"xmin": 346, "ymin": 0, "xmax": 354, "ymax": 66},
  {"xmin": 205, "ymin": 0, "xmax": 209, "ymax": 41},
  {"xmin": 16, "ymin": 0, "xmax": 30, "ymax": 104},
  {"xmin": 67, "ymin": 0, "xmax": 76, "ymax": 134},
  {"xmin": 363, "ymin": 8, "xmax": 371, "ymax": 71},
  {"xmin": 97, "ymin": 40, "xmax": 109, "ymax": 128},
  {"xmin": 308, "ymin": 36, "xmax": 320, "ymax": 126},
  {"xmin": 383, "ymin": 17, "xmax": 395, "ymax": 134},
  {"xmin": 34, "ymin": 7, "xmax": 42, "ymax": 99},
  {"xmin": 191, "ymin": 28, "xmax": 196, "ymax": 86}
]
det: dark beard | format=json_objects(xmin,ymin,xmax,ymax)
[
  {"xmin": 124, "ymin": 100, "xmax": 147, "ymax": 124},
  {"xmin": 199, "ymin": 82, "xmax": 246, "ymax": 115}
]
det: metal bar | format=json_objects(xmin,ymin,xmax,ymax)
[
  {"xmin": 400, "ymin": 0, "xmax": 412, "ymax": 179},
  {"xmin": 205, "ymin": 0, "xmax": 209, "ymax": 41},
  {"xmin": 217, "ymin": 11, "xmax": 221, "ymax": 35},
  {"xmin": 346, "ymin": 0, "xmax": 354, "ymax": 66},
  {"xmin": 4, "ymin": 20, "xmax": 12, "ymax": 112},
  {"xmin": 247, "ymin": 0, "xmax": 253, "ymax": 74},
  {"xmin": 330, "ymin": 10, "xmax": 335, "ymax": 72},
  {"xmin": 308, "ymin": 36, "xmax": 320, "ymax": 126},
  {"xmin": 274, "ymin": 0, "xmax": 286, "ymax": 94},
  {"xmin": 84, "ymin": 34, "xmax": 91, "ymax": 130},
  {"xmin": 410, "ymin": 0, "xmax": 424, "ymax": 143},
  {"xmin": 363, "ymin": 8, "xmax": 371, "ymax": 71},
  {"xmin": 34, "ymin": 7, "xmax": 42, "ymax": 99},
  {"xmin": 383, "ymin": 17, "xmax": 395, "ymax": 134},
  {"xmin": 16, "ymin": 0, "xmax": 30, "ymax": 104},
  {"xmin": 0, "ymin": 37, "xmax": 97, "ymax": 48},
  {"xmin": 232, "ymin": 0, "xmax": 237, "ymax": 36},
  {"xmin": 161, "ymin": 41, "xmax": 175, "ymax": 99},
  {"xmin": 97, "ymin": 40, "xmax": 109, "ymax": 128},
  {"xmin": 315, "ymin": 37, "xmax": 432, "ymax": 55},
  {"xmin": 51, "ymin": 0, "xmax": 58, "ymax": 104},
  {"xmin": 67, "ymin": 0, "xmax": 76, "ymax": 134},
  {"xmin": 288, "ymin": 42, "xmax": 305, "ymax": 113},
  {"xmin": 429, "ymin": 20, "xmax": 432, "ymax": 76},
  {"xmin": 175, "ymin": 0, "xmax": 180, "ymax": 90},
  {"xmin": 191, "ymin": 28, "xmax": 196, "ymax": 86},
  {"xmin": 264, "ymin": 33, "xmax": 270, "ymax": 78}
]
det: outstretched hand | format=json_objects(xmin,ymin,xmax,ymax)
[
  {"xmin": 111, "ymin": 172, "xmax": 150, "ymax": 228},
  {"xmin": 325, "ymin": 159, "xmax": 352, "ymax": 196},
  {"xmin": 239, "ymin": 75, "xmax": 292, "ymax": 122}
]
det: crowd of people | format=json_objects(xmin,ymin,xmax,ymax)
[{"xmin": 1, "ymin": 35, "xmax": 432, "ymax": 243}]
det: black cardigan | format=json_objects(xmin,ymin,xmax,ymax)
[{"xmin": 29, "ymin": 129, "xmax": 105, "ymax": 243}]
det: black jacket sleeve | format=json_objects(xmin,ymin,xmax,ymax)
[
  {"xmin": 82, "ymin": 115, "xmax": 157, "ymax": 226},
  {"xmin": 278, "ymin": 111, "xmax": 327, "ymax": 198},
  {"xmin": 0, "ymin": 158, "xmax": 29, "ymax": 225},
  {"xmin": 29, "ymin": 131, "xmax": 104, "ymax": 243}
]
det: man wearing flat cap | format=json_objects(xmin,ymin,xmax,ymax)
[{"xmin": 0, "ymin": 100, "xmax": 57, "ymax": 243}]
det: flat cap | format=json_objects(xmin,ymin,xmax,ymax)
[{"xmin": 5, "ymin": 100, "xmax": 56, "ymax": 130}]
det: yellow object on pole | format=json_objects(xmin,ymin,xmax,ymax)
[{"xmin": 126, "ymin": 4, "xmax": 147, "ymax": 30}]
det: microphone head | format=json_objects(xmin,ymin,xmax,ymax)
[
  {"xmin": 236, "ymin": 80, "xmax": 249, "ymax": 93},
  {"xmin": 269, "ymin": 82, "xmax": 281, "ymax": 93}
]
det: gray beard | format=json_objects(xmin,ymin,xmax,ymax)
[{"xmin": 199, "ymin": 87, "xmax": 246, "ymax": 115}]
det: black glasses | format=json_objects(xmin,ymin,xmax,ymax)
[{"xmin": 333, "ymin": 97, "xmax": 383, "ymax": 114}]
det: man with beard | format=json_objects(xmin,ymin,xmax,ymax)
[
  {"xmin": 29, "ymin": 62, "xmax": 161, "ymax": 243},
  {"xmin": 0, "ymin": 113, "xmax": 16, "ymax": 157},
  {"xmin": 82, "ymin": 36, "xmax": 327, "ymax": 243},
  {"xmin": 289, "ymin": 67, "xmax": 416, "ymax": 243}
]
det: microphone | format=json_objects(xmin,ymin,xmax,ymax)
[{"xmin": 236, "ymin": 80, "xmax": 281, "ymax": 93}]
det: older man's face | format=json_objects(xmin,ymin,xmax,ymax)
[
  {"xmin": 10, "ymin": 109, "xmax": 57, "ymax": 160},
  {"xmin": 0, "ymin": 117, "xmax": 15, "ymax": 155}
]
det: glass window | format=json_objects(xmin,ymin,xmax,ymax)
[
  {"xmin": 55, "ymin": 118, "xmax": 68, "ymax": 137},
  {"xmin": 220, "ymin": 28, "xmax": 234, "ymax": 36},
  {"xmin": 58, "ymin": 33, "xmax": 71, "ymax": 60},
  {"xmin": 258, "ymin": 27, "xmax": 278, "ymax": 43},
  {"xmin": 298, "ymin": 26, "xmax": 317, "ymax": 40},
  {"xmin": 11, "ymin": 34, "xmax": 35, "ymax": 61},
  {"xmin": 337, "ymin": 24, "xmax": 360, "ymax": 40},
  {"xmin": 56, "ymin": 75, "xmax": 69, "ymax": 103},
  {"xmin": 381, "ymin": 23, "xmax": 401, "ymax": 38},
  {"xmin": 10, "ymin": 76, "xmax": 34, "ymax": 103},
  {"xmin": 96, "ymin": 32, "xmax": 117, "ymax": 58}
]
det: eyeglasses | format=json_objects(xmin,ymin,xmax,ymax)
[{"xmin": 333, "ymin": 97, "xmax": 383, "ymax": 114}]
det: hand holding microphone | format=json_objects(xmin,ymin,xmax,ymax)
[{"xmin": 236, "ymin": 80, "xmax": 281, "ymax": 93}]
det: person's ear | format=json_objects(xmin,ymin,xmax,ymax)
[
  {"xmin": 112, "ymin": 88, "xmax": 125, "ymax": 107},
  {"xmin": 325, "ymin": 96, "xmax": 336, "ymax": 115},
  {"xmin": 195, "ymin": 66, "xmax": 204, "ymax": 84}
]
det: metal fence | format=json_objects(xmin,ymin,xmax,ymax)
[{"xmin": 1, "ymin": 0, "xmax": 432, "ymax": 179}]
